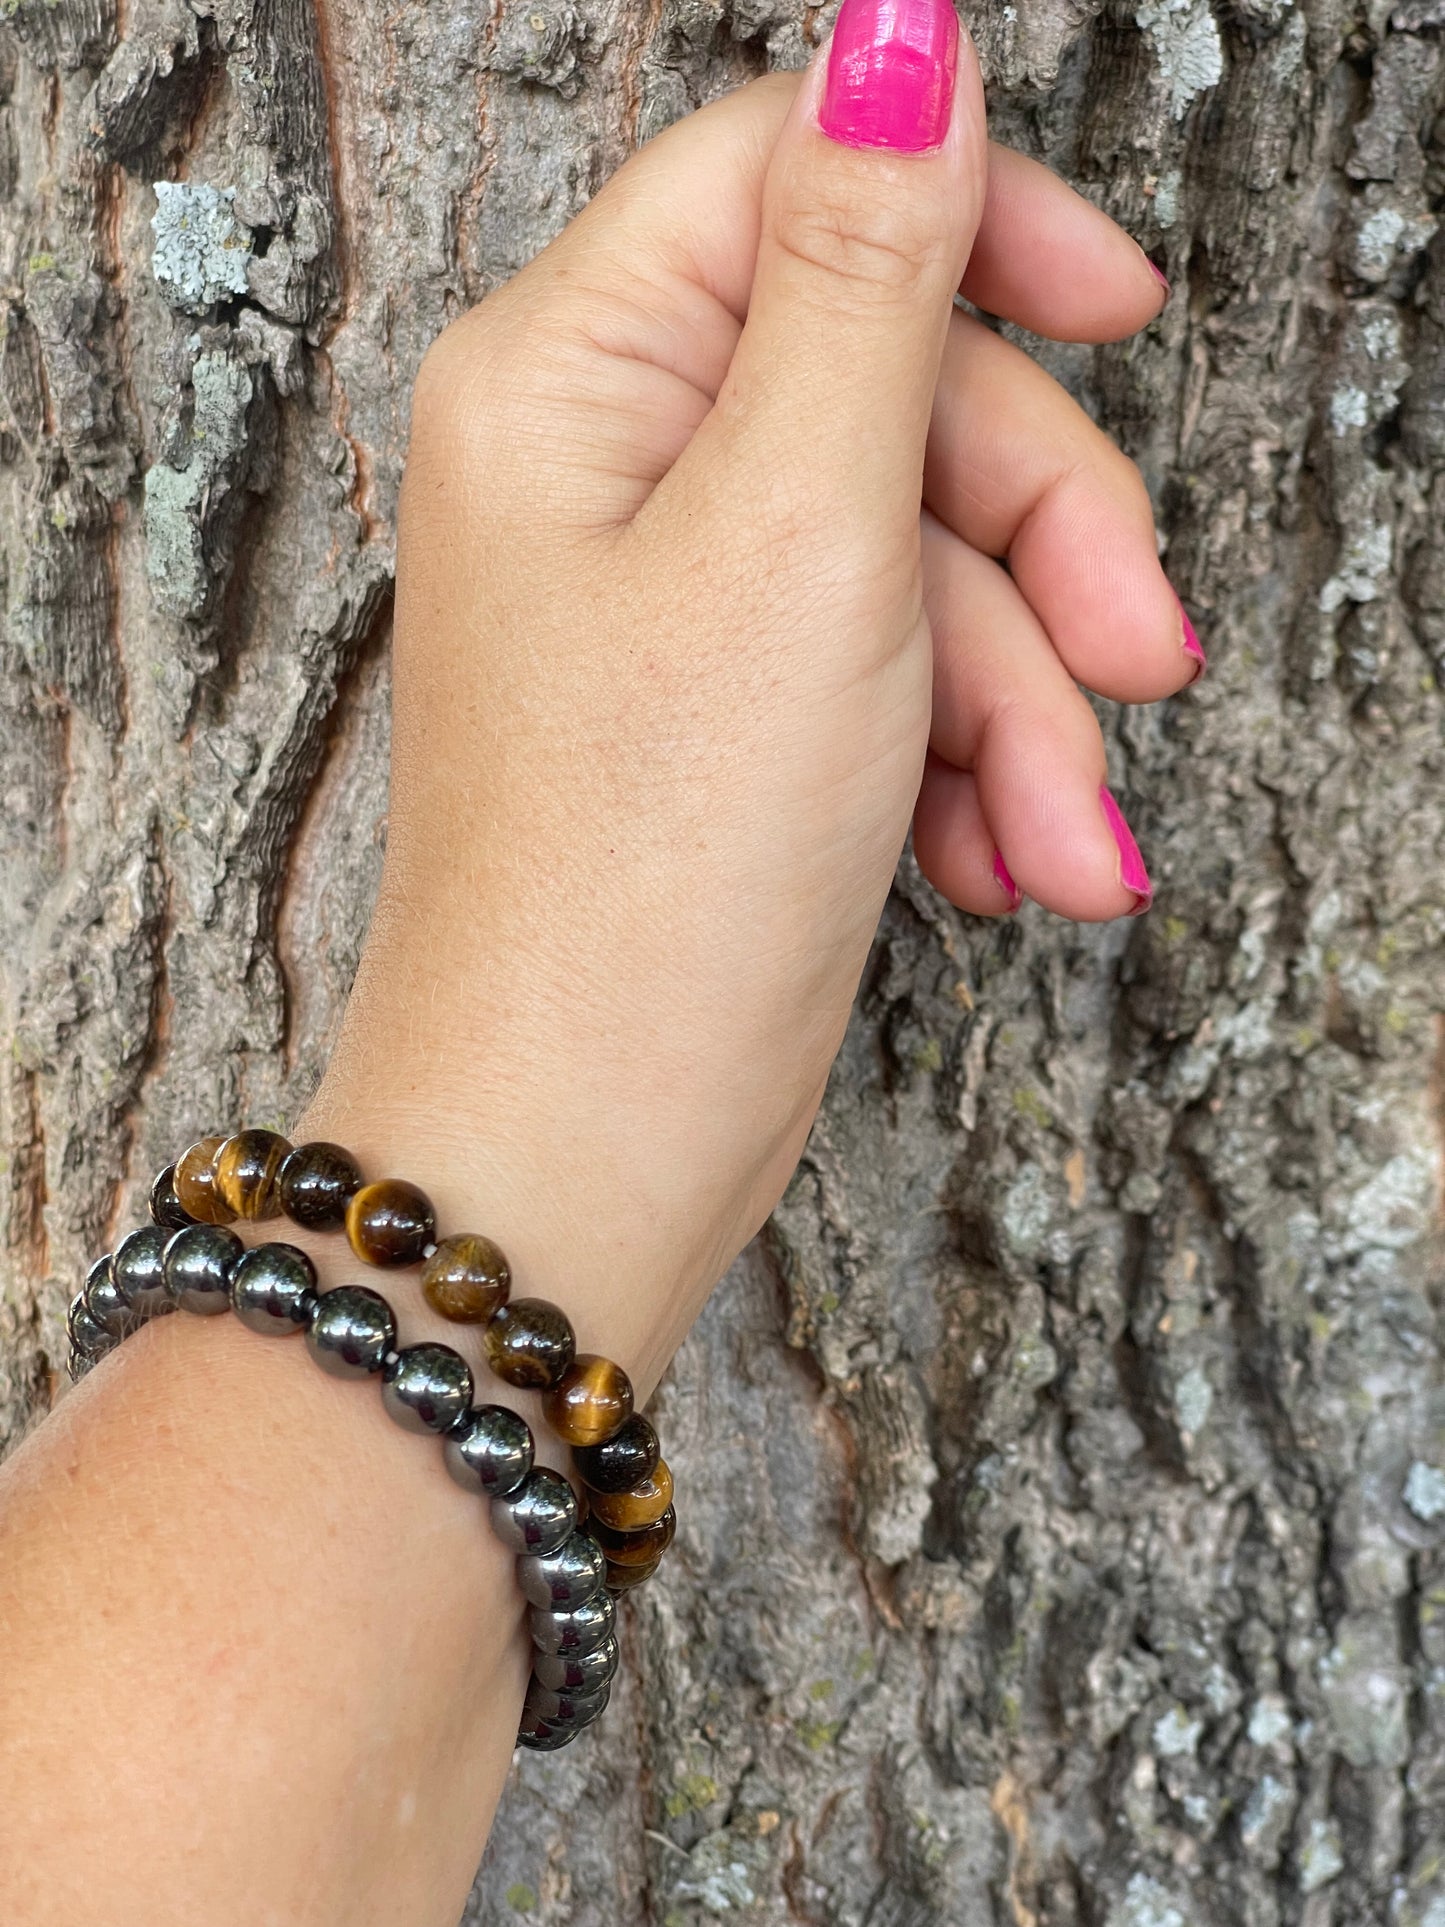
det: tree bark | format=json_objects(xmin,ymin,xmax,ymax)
[{"xmin": 4, "ymin": 0, "xmax": 1445, "ymax": 1919}]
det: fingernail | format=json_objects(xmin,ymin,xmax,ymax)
[
  {"xmin": 1099, "ymin": 785, "xmax": 1152, "ymax": 916},
  {"xmin": 992, "ymin": 850, "xmax": 1023, "ymax": 913},
  {"xmin": 1146, "ymin": 257, "xmax": 1171, "ymax": 299},
  {"xmin": 819, "ymin": 0, "xmax": 960, "ymax": 154},
  {"xmin": 1176, "ymin": 595, "xmax": 1206, "ymax": 682}
]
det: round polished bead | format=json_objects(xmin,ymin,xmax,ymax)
[
  {"xmin": 533, "ymin": 1634, "xmax": 619, "ymax": 1695},
  {"xmin": 380, "ymin": 1343, "xmax": 473, "ymax": 1433},
  {"xmin": 518, "ymin": 1530, "xmax": 606, "ymax": 1611},
  {"xmin": 524, "ymin": 1675, "xmax": 611, "ymax": 1726},
  {"xmin": 149, "ymin": 1164, "xmax": 193, "ymax": 1232},
  {"xmin": 421, "ymin": 1234, "xmax": 511, "ymax": 1324},
  {"xmin": 588, "ymin": 1459, "xmax": 673, "ymax": 1532},
  {"xmin": 529, "ymin": 1591, "xmax": 616, "ymax": 1657},
  {"xmin": 277, "ymin": 1140, "xmax": 363, "ymax": 1231},
  {"xmin": 604, "ymin": 1552, "xmax": 663, "ymax": 1593},
  {"xmin": 230, "ymin": 1243, "xmax": 317, "ymax": 1334},
  {"xmin": 491, "ymin": 1468, "xmax": 578, "ymax": 1555},
  {"xmin": 346, "ymin": 1179, "xmax": 436, "ymax": 1268},
  {"xmin": 484, "ymin": 1297, "xmax": 575, "ymax": 1391},
  {"xmin": 214, "ymin": 1129, "xmax": 292, "ymax": 1221},
  {"xmin": 574, "ymin": 1414, "xmax": 659, "ymax": 1494},
  {"xmin": 81, "ymin": 1255, "xmax": 130, "ymax": 1338},
  {"xmin": 66, "ymin": 1292, "xmax": 110, "ymax": 1359},
  {"xmin": 163, "ymin": 1223, "xmax": 244, "ymax": 1315},
  {"xmin": 443, "ymin": 1404, "xmax": 534, "ymax": 1498},
  {"xmin": 516, "ymin": 1710, "xmax": 576, "ymax": 1752},
  {"xmin": 543, "ymin": 1353, "xmax": 633, "ymax": 1449},
  {"xmin": 589, "ymin": 1506, "xmax": 676, "ymax": 1566},
  {"xmin": 305, "ymin": 1285, "xmax": 397, "ymax": 1378},
  {"xmin": 114, "ymin": 1224, "xmax": 175, "ymax": 1317},
  {"xmin": 172, "ymin": 1136, "xmax": 236, "ymax": 1225}
]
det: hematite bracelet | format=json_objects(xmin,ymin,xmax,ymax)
[
  {"xmin": 66, "ymin": 1213, "xmax": 624, "ymax": 1752},
  {"xmin": 156, "ymin": 1129, "xmax": 677, "ymax": 1594}
]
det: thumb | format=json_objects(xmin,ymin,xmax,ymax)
[{"xmin": 703, "ymin": 0, "xmax": 986, "ymax": 537}]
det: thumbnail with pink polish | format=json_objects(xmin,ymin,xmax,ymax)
[
  {"xmin": 992, "ymin": 850, "xmax": 1022, "ymax": 912},
  {"xmin": 1099, "ymin": 785, "xmax": 1152, "ymax": 911},
  {"xmin": 1148, "ymin": 260, "xmax": 1171, "ymax": 298},
  {"xmin": 1176, "ymin": 598, "xmax": 1206, "ymax": 680},
  {"xmin": 819, "ymin": 0, "xmax": 960, "ymax": 154}
]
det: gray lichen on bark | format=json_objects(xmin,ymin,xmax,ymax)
[{"xmin": 3, "ymin": 0, "xmax": 1445, "ymax": 1921}]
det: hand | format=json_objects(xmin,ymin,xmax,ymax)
[{"xmin": 308, "ymin": 3, "xmax": 1198, "ymax": 1390}]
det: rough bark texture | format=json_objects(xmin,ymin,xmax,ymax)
[{"xmin": 4, "ymin": 0, "xmax": 1445, "ymax": 1919}]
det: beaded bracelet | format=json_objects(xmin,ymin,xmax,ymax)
[{"xmin": 62, "ymin": 1125, "xmax": 679, "ymax": 1753}]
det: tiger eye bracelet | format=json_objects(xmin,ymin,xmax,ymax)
[{"xmin": 70, "ymin": 1126, "xmax": 679, "ymax": 1750}]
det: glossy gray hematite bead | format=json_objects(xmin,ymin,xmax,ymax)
[
  {"xmin": 444, "ymin": 1404, "xmax": 533, "ymax": 1498},
  {"xmin": 523, "ymin": 1674, "xmax": 611, "ymax": 1726},
  {"xmin": 516, "ymin": 1710, "xmax": 577, "ymax": 1752},
  {"xmin": 83, "ymin": 1255, "xmax": 134, "ymax": 1337},
  {"xmin": 114, "ymin": 1225, "xmax": 175, "ymax": 1317},
  {"xmin": 66, "ymin": 1292, "xmax": 111, "ymax": 1360},
  {"xmin": 529, "ymin": 1590, "xmax": 616, "ymax": 1657},
  {"xmin": 532, "ymin": 1634, "xmax": 618, "ymax": 1695},
  {"xmin": 491, "ymin": 1468, "xmax": 577, "ymax": 1555},
  {"xmin": 380, "ymin": 1342, "xmax": 473, "ymax": 1434},
  {"xmin": 163, "ymin": 1223, "xmax": 243, "ymax": 1315},
  {"xmin": 518, "ymin": 1530, "xmax": 606, "ymax": 1611},
  {"xmin": 230, "ymin": 1243, "xmax": 317, "ymax": 1335},
  {"xmin": 305, "ymin": 1286, "xmax": 396, "ymax": 1378}
]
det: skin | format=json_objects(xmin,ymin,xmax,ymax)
[{"xmin": 0, "ymin": 40, "xmax": 1198, "ymax": 1927}]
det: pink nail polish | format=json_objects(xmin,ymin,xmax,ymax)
[
  {"xmin": 1176, "ymin": 597, "xmax": 1206, "ymax": 682},
  {"xmin": 1099, "ymin": 785, "xmax": 1152, "ymax": 915},
  {"xmin": 819, "ymin": 0, "xmax": 960, "ymax": 154},
  {"xmin": 992, "ymin": 850, "xmax": 1023, "ymax": 913},
  {"xmin": 1147, "ymin": 259, "xmax": 1171, "ymax": 299}
]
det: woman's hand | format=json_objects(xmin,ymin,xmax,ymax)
[{"xmin": 311, "ymin": 0, "xmax": 1198, "ymax": 1393}]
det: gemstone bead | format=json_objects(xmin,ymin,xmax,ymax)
[
  {"xmin": 214, "ymin": 1129, "xmax": 291, "ymax": 1221},
  {"xmin": 83, "ymin": 1255, "xmax": 132, "ymax": 1337},
  {"xmin": 380, "ymin": 1343, "xmax": 473, "ymax": 1433},
  {"xmin": 518, "ymin": 1530, "xmax": 606, "ymax": 1611},
  {"xmin": 230, "ymin": 1243, "xmax": 317, "ymax": 1334},
  {"xmin": 306, "ymin": 1286, "xmax": 397, "ymax": 1377},
  {"xmin": 66, "ymin": 1293, "xmax": 110, "ymax": 1359},
  {"xmin": 604, "ymin": 1553, "xmax": 662, "ymax": 1593},
  {"xmin": 164, "ymin": 1223, "xmax": 244, "ymax": 1315},
  {"xmin": 516, "ymin": 1710, "xmax": 576, "ymax": 1752},
  {"xmin": 114, "ymin": 1225, "xmax": 175, "ymax": 1317},
  {"xmin": 484, "ymin": 1297, "xmax": 575, "ymax": 1391},
  {"xmin": 491, "ymin": 1468, "xmax": 578, "ymax": 1555},
  {"xmin": 524, "ymin": 1676, "xmax": 611, "ymax": 1726},
  {"xmin": 533, "ymin": 1634, "xmax": 619, "ymax": 1695},
  {"xmin": 443, "ymin": 1405, "xmax": 534, "ymax": 1498},
  {"xmin": 543, "ymin": 1353, "xmax": 633, "ymax": 1449},
  {"xmin": 588, "ymin": 1459, "xmax": 673, "ymax": 1532},
  {"xmin": 172, "ymin": 1136, "xmax": 236, "ymax": 1225},
  {"xmin": 346, "ymin": 1179, "xmax": 436, "ymax": 1268},
  {"xmin": 277, "ymin": 1140, "xmax": 363, "ymax": 1231},
  {"xmin": 589, "ymin": 1506, "xmax": 676, "ymax": 1566},
  {"xmin": 574, "ymin": 1414, "xmax": 659, "ymax": 1494},
  {"xmin": 529, "ymin": 1591, "xmax": 617, "ymax": 1657},
  {"xmin": 148, "ymin": 1164, "xmax": 193, "ymax": 1232},
  {"xmin": 421, "ymin": 1234, "xmax": 510, "ymax": 1324}
]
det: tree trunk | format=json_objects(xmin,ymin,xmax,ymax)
[{"xmin": 4, "ymin": 0, "xmax": 1445, "ymax": 1918}]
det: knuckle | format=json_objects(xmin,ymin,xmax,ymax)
[{"xmin": 769, "ymin": 177, "xmax": 944, "ymax": 298}]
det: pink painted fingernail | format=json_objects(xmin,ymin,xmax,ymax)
[
  {"xmin": 1099, "ymin": 785, "xmax": 1152, "ymax": 916},
  {"xmin": 819, "ymin": 0, "xmax": 960, "ymax": 154},
  {"xmin": 1147, "ymin": 258, "xmax": 1171, "ymax": 299},
  {"xmin": 992, "ymin": 850, "xmax": 1023, "ymax": 913},
  {"xmin": 1176, "ymin": 596, "xmax": 1206, "ymax": 682}
]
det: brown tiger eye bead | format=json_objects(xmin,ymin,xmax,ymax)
[
  {"xmin": 589, "ymin": 1506, "xmax": 676, "ymax": 1566},
  {"xmin": 172, "ymin": 1136, "xmax": 236, "ymax": 1225},
  {"xmin": 484, "ymin": 1297, "xmax": 576, "ymax": 1390},
  {"xmin": 421, "ymin": 1233, "xmax": 511, "ymax": 1324},
  {"xmin": 345, "ymin": 1179, "xmax": 436, "ymax": 1268},
  {"xmin": 574, "ymin": 1414, "xmax": 659, "ymax": 1494},
  {"xmin": 543, "ymin": 1353, "xmax": 634, "ymax": 1448},
  {"xmin": 588, "ymin": 1459, "xmax": 673, "ymax": 1532},
  {"xmin": 277, "ymin": 1140, "xmax": 363, "ymax": 1230},
  {"xmin": 604, "ymin": 1553, "xmax": 663, "ymax": 1593},
  {"xmin": 214, "ymin": 1128, "xmax": 292, "ymax": 1221}
]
